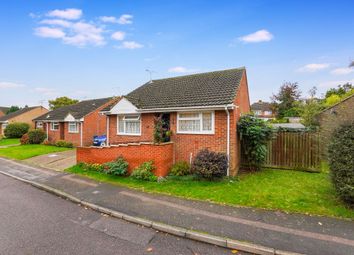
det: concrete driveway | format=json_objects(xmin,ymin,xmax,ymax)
[{"xmin": 23, "ymin": 149, "xmax": 76, "ymax": 171}]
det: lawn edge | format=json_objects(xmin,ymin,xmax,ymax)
[
  {"xmin": 0, "ymin": 169, "xmax": 303, "ymax": 255},
  {"xmin": 65, "ymin": 167, "xmax": 354, "ymax": 221}
]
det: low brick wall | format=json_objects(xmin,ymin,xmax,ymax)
[{"xmin": 77, "ymin": 142, "xmax": 174, "ymax": 177}]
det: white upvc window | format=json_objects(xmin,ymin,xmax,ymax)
[
  {"xmin": 254, "ymin": 110, "xmax": 262, "ymax": 116},
  {"xmin": 68, "ymin": 122, "xmax": 79, "ymax": 133},
  {"xmin": 50, "ymin": 122, "xmax": 59, "ymax": 131},
  {"xmin": 177, "ymin": 111, "xmax": 214, "ymax": 134},
  {"xmin": 264, "ymin": 111, "xmax": 272, "ymax": 116},
  {"xmin": 117, "ymin": 115, "xmax": 141, "ymax": 135},
  {"xmin": 36, "ymin": 121, "xmax": 43, "ymax": 129}
]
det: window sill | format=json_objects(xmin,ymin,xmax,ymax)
[{"xmin": 117, "ymin": 133, "xmax": 142, "ymax": 136}]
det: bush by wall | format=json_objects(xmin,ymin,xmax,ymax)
[
  {"xmin": 4, "ymin": 123, "xmax": 30, "ymax": 138},
  {"xmin": 169, "ymin": 161, "xmax": 190, "ymax": 176},
  {"xmin": 131, "ymin": 161, "xmax": 157, "ymax": 181},
  {"xmin": 20, "ymin": 133, "xmax": 29, "ymax": 145},
  {"xmin": 191, "ymin": 149, "xmax": 227, "ymax": 180},
  {"xmin": 328, "ymin": 122, "xmax": 354, "ymax": 206},
  {"xmin": 28, "ymin": 129, "xmax": 46, "ymax": 144},
  {"xmin": 55, "ymin": 140, "xmax": 74, "ymax": 148},
  {"xmin": 237, "ymin": 115, "xmax": 273, "ymax": 171},
  {"xmin": 103, "ymin": 157, "xmax": 128, "ymax": 176}
]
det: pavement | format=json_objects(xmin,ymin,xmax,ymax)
[
  {"xmin": 23, "ymin": 149, "xmax": 76, "ymax": 171},
  {"xmin": 0, "ymin": 157, "xmax": 353, "ymax": 255},
  {"xmin": 0, "ymin": 173, "xmax": 237, "ymax": 255}
]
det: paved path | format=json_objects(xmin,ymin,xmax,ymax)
[
  {"xmin": 0, "ymin": 157, "xmax": 353, "ymax": 255},
  {"xmin": 23, "ymin": 149, "xmax": 76, "ymax": 171},
  {"xmin": 0, "ymin": 173, "xmax": 237, "ymax": 255}
]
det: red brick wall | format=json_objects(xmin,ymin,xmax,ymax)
[
  {"xmin": 77, "ymin": 142, "xmax": 174, "ymax": 177},
  {"xmin": 108, "ymin": 113, "xmax": 155, "ymax": 144}
]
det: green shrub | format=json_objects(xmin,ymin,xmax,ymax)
[
  {"xmin": 20, "ymin": 133, "xmax": 29, "ymax": 145},
  {"xmin": 28, "ymin": 129, "xmax": 46, "ymax": 144},
  {"xmin": 103, "ymin": 157, "xmax": 128, "ymax": 176},
  {"xmin": 4, "ymin": 123, "xmax": 30, "ymax": 138},
  {"xmin": 328, "ymin": 123, "xmax": 354, "ymax": 206},
  {"xmin": 131, "ymin": 161, "xmax": 157, "ymax": 181},
  {"xmin": 55, "ymin": 140, "xmax": 74, "ymax": 148},
  {"xmin": 81, "ymin": 162, "xmax": 104, "ymax": 172},
  {"xmin": 170, "ymin": 161, "xmax": 190, "ymax": 176},
  {"xmin": 191, "ymin": 149, "xmax": 228, "ymax": 180},
  {"xmin": 237, "ymin": 115, "xmax": 273, "ymax": 171}
]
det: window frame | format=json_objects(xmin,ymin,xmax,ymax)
[
  {"xmin": 68, "ymin": 122, "xmax": 79, "ymax": 133},
  {"xmin": 117, "ymin": 114, "xmax": 142, "ymax": 136},
  {"xmin": 50, "ymin": 122, "xmax": 59, "ymax": 131},
  {"xmin": 36, "ymin": 121, "xmax": 43, "ymax": 129},
  {"xmin": 177, "ymin": 111, "xmax": 215, "ymax": 135}
]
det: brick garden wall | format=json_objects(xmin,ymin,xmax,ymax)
[
  {"xmin": 317, "ymin": 95, "xmax": 354, "ymax": 157},
  {"xmin": 77, "ymin": 142, "xmax": 174, "ymax": 177}
]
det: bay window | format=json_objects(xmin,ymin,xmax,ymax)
[
  {"xmin": 117, "ymin": 115, "xmax": 141, "ymax": 135},
  {"xmin": 68, "ymin": 122, "xmax": 79, "ymax": 133},
  {"xmin": 177, "ymin": 111, "xmax": 214, "ymax": 134}
]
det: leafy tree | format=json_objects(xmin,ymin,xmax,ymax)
[
  {"xmin": 48, "ymin": 96, "xmax": 79, "ymax": 110},
  {"xmin": 6, "ymin": 105, "xmax": 20, "ymax": 114},
  {"xmin": 325, "ymin": 83, "xmax": 353, "ymax": 98},
  {"xmin": 324, "ymin": 94, "xmax": 341, "ymax": 107},
  {"xmin": 349, "ymin": 61, "xmax": 354, "ymax": 68},
  {"xmin": 271, "ymin": 82, "xmax": 302, "ymax": 118},
  {"xmin": 238, "ymin": 115, "xmax": 273, "ymax": 171},
  {"xmin": 300, "ymin": 100, "xmax": 323, "ymax": 127}
]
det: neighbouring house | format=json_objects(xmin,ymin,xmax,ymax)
[
  {"xmin": 34, "ymin": 97, "xmax": 119, "ymax": 147},
  {"xmin": 317, "ymin": 93, "xmax": 354, "ymax": 157},
  {"xmin": 77, "ymin": 67, "xmax": 251, "ymax": 176},
  {"xmin": 0, "ymin": 106, "xmax": 48, "ymax": 136},
  {"xmin": 251, "ymin": 100, "xmax": 275, "ymax": 119},
  {"xmin": 0, "ymin": 107, "xmax": 10, "ymax": 117}
]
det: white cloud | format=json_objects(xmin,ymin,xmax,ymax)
[
  {"xmin": 238, "ymin": 29, "xmax": 273, "ymax": 43},
  {"xmin": 118, "ymin": 14, "xmax": 133, "ymax": 24},
  {"xmin": 47, "ymin": 8, "xmax": 82, "ymax": 20},
  {"xmin": 34, "ymin": 87, "xmax": 57, "ymax": 96},
  {"xmin": 297, "ymin": 63, "xmax": 330, "ymax": 72},
  {"xmin": 63, "ymin": 22, "xmax": 105, "ymax": 47},
  {"xmin": 34, "ymin": 27, "xmax": 65, "ymax": 38},
  {"xmin": 168, "ymin": 66, "xmax": 197, "ymax": 73},
  {"xmin": 111, "ymin": 31, "xmax": 126, "ymax": 41},
  {"xmin": 330, "ymin": 67, "xmax": 354, "ymax": 75},
  {"xmin": 117, "ymin": 41, "xmax": 143, "ymax": 49},
  {"xmin": 99, "ymin": 16, "xmax": 119, "ymax": 23},
  {"xmin": 319, "ymin": 79, "xmax": 354, "ymax": 88},
  {"xmin": 0, "ymin": 82, "xmax": 25, "ymax": 89},
  {"xmin": 40, "ymin": 19, "xmax": 72, "ymax": 27}
]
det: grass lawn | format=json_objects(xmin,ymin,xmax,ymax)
[
  {"xmin": 66, "ymin": 166, "xmax": 354, "ymax": 219},
  {"xmin": 0, "ymin": 144, "xmax": 72, "ymax": 160},
  {"xmin": 0, "ymin": 138, "xmax": 20, "ymax": 146}
]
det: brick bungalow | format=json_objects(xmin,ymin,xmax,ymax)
[
  {"xmin": 78, "ymin": 67, "xmax": 250, "ymax": 176},
  {"xmin": 250, "ymin": 100, "xmax": 275, "ymax": 119},
  {"xmin": 34, "ymin": 97, "xmax": 118, "ymax": 146},
  {"xmin": 317, "ymin": 93, "xmax": 354, "ymax": 157},
  {"xmin": 0, "ymin": 106, "xmax": 48, "ymax": 136}
]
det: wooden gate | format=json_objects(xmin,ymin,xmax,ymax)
[{"xmin": 242, "ymin": 131, "xmax": 321, "ymax": 172}]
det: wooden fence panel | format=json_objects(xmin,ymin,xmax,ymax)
[{"xmin": 241, "ymin": 131, "xmax": 321, "ymax": 171}]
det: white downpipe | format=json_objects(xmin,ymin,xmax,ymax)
[
  {"xmin": 225, "ymin": 106, "xmax": 230, "ymax": 176},
  {"xmin": 106, "ymin": 116, "xmax": 110, "ymax": 146},
  {"xmin": 80, "ymin": 122, "xmax": 83, "ymax": 147},
  {"xmin": 46, "ymin": 123, "xmax": 49, "ymax": 141}
]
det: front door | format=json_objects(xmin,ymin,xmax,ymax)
[{"xmin": 60, "ymin": 123, "xmax": 65, "ymax": 140}]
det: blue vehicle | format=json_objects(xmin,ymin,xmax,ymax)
[{"xmin": 93, "ymin": 135, "xmax": 107, "ymax": 147}]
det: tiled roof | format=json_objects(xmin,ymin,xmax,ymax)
[
  {"xmin": 34, "ymin": 98, "xmax": 112, "ymax": 121},
  {"xmin": 251, "ymin": 101, "xmax": 272, "ymax": 111},
  {"xmin": 123, "ymin": 67, "xmax": 245, "ymax": 109},
  {"xmin": 0, "ymin": 106, "xmax": 40, "ymax": 122}
]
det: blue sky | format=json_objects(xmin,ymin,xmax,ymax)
[{"xmin": 0, "ymin": 0, "xmax": 353, "ymax": 107}]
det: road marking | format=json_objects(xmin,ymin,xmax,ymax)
[{"xmin": 120, "ymin": 191, "xmax": 354, "ymax": 247}]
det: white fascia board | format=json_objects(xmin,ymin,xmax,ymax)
[{"xmin": 137, "ymin": 104, "xmax": 236, "ymax": 113}]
